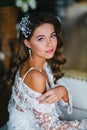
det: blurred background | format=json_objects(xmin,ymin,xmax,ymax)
[{"xmin": 0, "ymin": 0, "xmax": 87, "ymax": 129}]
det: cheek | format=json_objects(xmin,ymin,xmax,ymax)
[
  {"xmin": 31, "ymin": 44, "xmax": 43, "ymax": 53},
  {"xmin": 54, "ymin": 39, "xmax": 58, "ymax": 48}
]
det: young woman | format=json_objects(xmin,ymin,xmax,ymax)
[{"xmin": 7, "ymin": 12, "xmax": 87, "ymax": 130}]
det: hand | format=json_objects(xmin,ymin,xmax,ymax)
[{"xmin": 37, "ymin": 86, "xmax": 69, "ymax": 104}]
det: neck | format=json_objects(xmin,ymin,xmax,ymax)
[{"xmin": 29, "ymin": 57, "xmax": 46, "ymax": 71}]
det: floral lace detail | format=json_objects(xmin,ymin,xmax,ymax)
[{"xmin": 8, "ymin": 66, "xmax": 87, "ymax": 130}]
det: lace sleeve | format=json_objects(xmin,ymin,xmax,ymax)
[
  {"xmin": 30, "ymin": 97, "xmax": 87, "ymax": 130},
  {"xmin": 45, "ymin": 63, "xmax": 72, "ymax": 114},
  {"xmin": 55, "ymin": 78, "xmax": 73, "ymax": 114},
  {"xmin": 8, "ymin": 78, "xmax": 87, "ymax": 130}
]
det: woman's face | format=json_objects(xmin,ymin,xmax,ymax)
[{"xmin": 26, "ymin": 23, "xmax": 58, "ymax": 60}]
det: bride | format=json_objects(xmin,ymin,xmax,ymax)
[{"xmin": 7, "ymin": 12, "xmax": 87, "ymax": 130}]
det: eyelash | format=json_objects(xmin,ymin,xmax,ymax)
[
  {"xmin": 51, "ymin": 33, "xmax": 56, "ymax": 38},
  {"xmin": 37, "ymin": 33, "xmax": 57, "ymax": 41},
  {"xmin": 37, "ymin": 38, "xmax": 44, "ymax": 41}
]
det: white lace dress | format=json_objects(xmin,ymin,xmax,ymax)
[{"xmin": 7, "ymin": 63, "xmax": 87, "ymax": 130}]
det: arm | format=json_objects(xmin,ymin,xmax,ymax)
[
  {"xmin": 9, "ymin": 71, "xmax": 86, "ymax": 130},
  {"xmin": 50, "ymin": 63, "xmax": 72, "ymax": 113},
  {"xmin": 37, "ymin": 85, "xmax": 69, "ymax": 104},
  {"xmin": 39, "ymin": 64, "xmax": 72, "ymax": 114},
  {"xmin": 55, "ymin": 78, "xmax": 72, "ymax": 114}
]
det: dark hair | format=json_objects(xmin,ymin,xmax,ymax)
[{"xmin": 7, "ymin": 12, "xmax": 66, "ymax": 86}]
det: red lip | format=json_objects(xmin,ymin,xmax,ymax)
[{"xmin": 46, "ymin": 49, "xmax": 54, "ymax": 53}]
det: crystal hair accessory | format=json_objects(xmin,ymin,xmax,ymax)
[{"xmin": 19, "ymin": 15, "xmax": 31, "ymax": 38}]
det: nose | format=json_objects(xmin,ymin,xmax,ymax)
[{"xmin": 46, "ymin": 38, "xmax": 53, "ymax": 47}]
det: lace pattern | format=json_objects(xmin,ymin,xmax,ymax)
[{"xmin": 7, "ymin": 63, "xmax": 87, "ymax": 130}]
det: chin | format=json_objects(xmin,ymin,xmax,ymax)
[
  {"xmin": 46, "ymin": 55, "xmax": 54, "ymax": 59},
  {"xmin": 45, "ymin": 52, "xmax": 55, "ymax": 59}
]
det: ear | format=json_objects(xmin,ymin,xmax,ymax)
[{"xmin": 24, "ymin": 39, "xmax": 31, "ymax": 48}]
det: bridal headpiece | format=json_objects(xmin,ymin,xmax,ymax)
[{"xmin": 19, "ymin": 15, "xmax": 31, "ymax": 38}]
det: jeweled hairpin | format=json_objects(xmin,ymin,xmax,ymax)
[{"xmin": 19, "ymin": 15, "xmax": 31, "ymax": 38}]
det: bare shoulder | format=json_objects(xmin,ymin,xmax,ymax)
[{"xmin": 24, "ymin": 69, "xmax": 46, "ymax": 94}]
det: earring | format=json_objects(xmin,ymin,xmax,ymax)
[{"xmin": 29, "ymin": 49, "xmax": 31, "ymax": 58}]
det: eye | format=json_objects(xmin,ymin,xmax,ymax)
[
  {"xmin": 51, "ymin": 33, "xmax": 56, "ymax": 38},
  {"xmin": 37, "ymin": 37, "xmax": 44, "ymax": 41}
]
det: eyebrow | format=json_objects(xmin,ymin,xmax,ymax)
[
  {"xmin": 36, "ymin": 32, "xmax": 56, "ymax": 38},
  {"xmin": 36, "ymin": 35, "xmax": 45, "ymax": 38}
]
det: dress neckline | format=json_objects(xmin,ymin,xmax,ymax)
[
  {"xmin": 22, "ymin": 66, "xmax": 44, "ymax": 81},
  {"xmin": 17, "ymin": 67, "xmax": 50, "ymax": 95}
]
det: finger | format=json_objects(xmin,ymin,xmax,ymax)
[
  {"xmin": 45, "ymin": 94, "xmax": 56, "ymax": 102},
  {"xmin": 38, "ymin": 90, "xmax": 53, "ymax": 101},
  {"xmin": 39, "ymin": 94, "xmax": 55, "ymax": 103},
  {"xmin": 48, "ymin": 97, "xmax": 59, "ymax": 104},
  {"xmin": 47, "ymin": 94, "xmax": 62, "ymax": 104}
]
